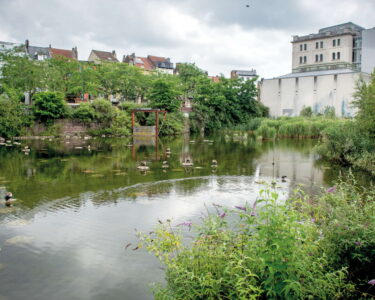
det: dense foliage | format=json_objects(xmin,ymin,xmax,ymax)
[
  {"xmin": 317, "ymin": 73, "xmax": 375, "ymax": 175},
  {"xmin": 32, "ymin": 91, "xmax": 69, "ymax": 123},
  {"xmin": 139, "ymin": 180, "xmax": 375, "ymax": 299},
  {"xmin": 0, "ymin": 89, "xmax": 32, "ymax": 138},
  {"xmin": 0, "ymin": 50, "xmax": 267, "ymax": 137}
]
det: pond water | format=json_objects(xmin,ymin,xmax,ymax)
[{"xmin": 0, "ymin": 134, "xmax": 372, "ymax": 300}]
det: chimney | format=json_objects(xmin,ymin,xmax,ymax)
[
  {"xmin": 25, "ymin": 39, "xmax": 29, "ymax": 49},
  {"xmin": 49, "ymin": 44, "xmax": 52, "ymax": 48},
  {"xmin": 73, "ymin": 46, "xmax": 78, "ymax": 60},
  {"xmin": 112, "ymin": 50, "xmax": 116, "ymax": 58}
]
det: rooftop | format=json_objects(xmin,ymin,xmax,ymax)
[
  {"xmin": 272, "ymin": 68, "xmax": 361, "ymax": 79},
  {"xmin": 292, "ymin": 22, "xmax": 364, "ymax": 43},
  {"xmin": 91, "ymin": 50, "xmax": 118, "ymax": 62}
]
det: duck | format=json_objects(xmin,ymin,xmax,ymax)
[
  {"xmin": 162, "ymin": 161, "xmax": 169, "ymax": 169},
  {"xmin": 182, "ymin": 159, "xmax": 193, "ymax": 167},
  {"xmin": 211, "ymin": 160, "xmax": 218, "ymax": 168},
  {"xmin": 281, "ymin": 175, "xmax": 287, "ymax": 182},
  {"xmin": 137, "ymin": 161, "xmax": 150, "ymax": 171}
]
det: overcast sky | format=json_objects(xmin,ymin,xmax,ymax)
[{"xmin": 0, "ymin": 0, "xmax": 374, "ymax": 78}]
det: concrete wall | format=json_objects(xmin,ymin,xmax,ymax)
[
  {"xmin": 260, "ymin": 72, "xmax": 370, "ymax": 117},
  {"xmin": 362, "ymin": 28, "xmax": 375, "ymax": 74},
  {"xmin": 292, "ymin": 34, "xmax": 353, "ymax": 70}
]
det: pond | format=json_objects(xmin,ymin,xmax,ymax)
[{"xmin": 0, "ymin": 134, "xmax": 372, "ymax": 300}]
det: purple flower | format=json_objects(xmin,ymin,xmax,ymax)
[
  {"xmin": 311, "ymin": 218, "xmax": 316, "ymax": 223},
  {"xmin": 219, "ymin": 212, "xmax": 226, "ymax": 218},
  {"xmin": 355, "ymin": 241, "xmax": 362, "ymax": 246},
  {"xmin": 177, "ymin": 222, "xmax": 192, "ymax": 228},
  {"xmin": 368, "ymin": 279, "xmax": 375, "ymax": 286},
  {"xmin": 235, "ymin": 206, "xmax": 247, "ymax": 212},
  {"xmin": 327, "ymin": 186, "xmax": 336, "ymax": 193}
]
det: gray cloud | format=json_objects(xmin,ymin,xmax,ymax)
[{"xmin": 0, "ymin": 0, "xmax": 374, "ymax": 77}]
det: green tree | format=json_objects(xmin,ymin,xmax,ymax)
[
  {"xmin": 0, "ymin": 88, "xmax": 32, "ymax": 138},
  {"xmin": 0, "ymin": 47, "xmax": 45, "ymax": 99},
  {"xmin": 32, "ymin": 91, "xmax": 69, "ymax": 123},
  {"xmin": 353, "ymin": 73, "xmax": 375, "ymax": 137},
  {"xmin": 300, "ymin": 106, "xmax": 313, "ymax": 117},
  {"xmin": 148, "ymin": 77, "xmax": 182, "ymax": 112}
]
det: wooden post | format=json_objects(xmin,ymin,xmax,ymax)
[
  {"xmin": 131, "ymin": 111, "xmax": 135, "ymax": 128},
  {"xmin": 155, "ymin": 111, "xmax": 159, "ymax": 137}
]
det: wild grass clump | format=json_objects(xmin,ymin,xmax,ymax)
[
  {"xmin": 255, "ymin": 124, "xmax": 276, "ymax": 140},
  {"xmin": 139, "ymin": 180, "xmax": 375, "ymax": 299}
]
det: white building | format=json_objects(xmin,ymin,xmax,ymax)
[
  {"xmin": 260, "ymin": 22, "xmax": 375, "ymax": 117},
  {"xmin": 231, "ymin": 69, "xmax": 257, "ymax": 81}
]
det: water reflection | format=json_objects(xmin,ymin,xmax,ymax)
[{"xmin": 0, "ymin": 134, "xmax": 373, "ymax": 300}]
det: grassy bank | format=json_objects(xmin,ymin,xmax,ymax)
[
  {"xmin": 139, "ymin": 179, "xmax": 375, "ymax": 299},
  {"xmin": 229, "ymin": 117, "xmax": 343, "ymax": 140}
]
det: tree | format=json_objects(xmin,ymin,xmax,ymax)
[
  {"xmin": 0, "ymin": 87, "xmax": 32, "ymax": 138},
  {"xmin": 353, "ymin": 73, "xmax": 375, "ymax": 137},
  {"xmin": 300, "ymin": 106, "xmax": 313, "ymax": 117},
  {"xmin": 0, "ymin": 47, "xmax": 45, "ymax": 99},
  {"xmin": 148, "ymin": 77, "xmax": 182, "ymax": 112},
  {"xmin": 32, "ymin": 92, "xmax": 69, "ymax": 123}
]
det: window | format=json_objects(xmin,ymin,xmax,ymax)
[
  {"xmin": 320, "ymin": 54, "xmax": 323, "ymax": 62},
  {"xmin": 304, "ymin": 56, "xmax": 307, "ymax": 64},
  {"xmin": 333, "ymin": 39, "xmax": 336, "ymax": 47},
  {"xmin": 304, "ymin": 44, "xmax": 307, "ymax": 51},
  {"xmin": 337, "ymin": 39, "xmax": 340, "ymax": 46},
  {"xmin": 316, "ymin": 42, "xmax": 319, "ymax": 49},
  {"xmin": 332, "ymin": 52, "xmax": 336, "ymax": 60},
  {"xmin": 315, "ymin": 54, "xmax": 319, "ymax": 62},
  {"xmin": 320, "ymin": 41, "xmax": 323, "ymax": 48},
  {"xmin": 300, "ymin": 44, "xmax": 303, "ymax": 51},
  {"xmin": 299, "ymin": 56, "xmax": 303, "ymax": 64},
  {"xmin": 337, "ymin": 52, "xmax": 340, "ymax": 60}
]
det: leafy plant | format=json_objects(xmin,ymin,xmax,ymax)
[{"xmin": 32, "ymin": 91, "xmax": 69, "ymax": 124}]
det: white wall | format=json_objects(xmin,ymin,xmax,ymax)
[{"xmin": 260, "ymin": 72, "xmax": 370, "ymax": 117}]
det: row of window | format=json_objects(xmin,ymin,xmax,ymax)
[
  {"xmin": 299, "ymin": 52, "xmax": 341, "ymax": 65},
  {"xmin": 332, "ymin": 39, "xmax": 341, "ymax": 47},
  {"xmin": 300, "ymin": 38, "xmax": 342, "ymax": 51},
  {"xmin": 332, "ymin": 52, "xmax": 341, "ymax": 60}
]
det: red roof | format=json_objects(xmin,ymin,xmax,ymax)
[
  {"xmin": 138, "ymin": 57, "xmax": 154, "ymax": 70},
  {"xmin": 148, "ymin": 55, "xmax": 168, "ymax": 64},
  {"xmin": 50, "ymin": 48, "xmax": 77, "ymax": 60}
]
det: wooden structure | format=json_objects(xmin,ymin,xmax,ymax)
[{"xmin": 131, "ymin": 108, "xmax": 167, "ymax": 137}]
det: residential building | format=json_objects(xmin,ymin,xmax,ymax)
[
  {"xmin": 231, "ymin": 69, "xmax": 257, "ymax": 80},
  {"xmin": 25, "ymin": 40, "xmax": 51, "ymax": 61},
  {"xmin": 123, "ymin": 53, "xmax": 174, "ymax": 74},
  {"xmin": 147, "ymin": 55, "xmax": 174, "ymax": 74},
  {"xmin": 123, "ymin": 53, "xmax": 154, "ymax": 71},
  {"xmin": 50, "ymin": 45, "xmax": 78, "ymax": 60},
  {"xmin": 88, "ymin": 50, "xmax": 118, "ymax": 63},
  {"xmin": 260, "ymin": 22, "xmax": 374, "ymax": 117}
]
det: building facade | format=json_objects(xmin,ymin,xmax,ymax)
[
  {"xmin": 260, "ymin": 22, "xmax": 374, "ymax": 117},
  {"xmin": 231, "ymin": 69, "xmax": 257, "ymax": 81}
]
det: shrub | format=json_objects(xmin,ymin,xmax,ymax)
[
  {"xmin": 255, "ymin": 124, "xmax": 276, "ymax": 140},
  {"xmin": 72, "ymin": 102, "xmax": 96, "ymax": 123},
  {"xmin": 32, "ymin": 91, "xmax": 69, "ymax": 123},
  {"xmin": 0, "ymin": 93, "xmax": 32, "ymax": 138},
  {"xmin": 300, "ymin": 106, "xmax": 313, "ymax": 117},
  {"xmin": 139, "ymin": 187, "xmax": 358, "ymax": 299},
  {"xmin": 90, "ymin": 98, "xmax": 117, "ymax": 126},
  {"xmin": 146, "ymin": 112, "xmax": 185, "ymax": 136}
]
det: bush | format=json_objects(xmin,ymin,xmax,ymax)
[
  {"xmin": 72, "ymin": 102, "xmax": 96, "ymax": 123},
  {"xmin": 139, "ymin": 185, "xmax": 360, "ymax": 299},
  {"xmin": 32, "ymin": 91, "xmax": 69, "ymax": 123},
  {"xmin": 146, "ymin": 112, "xmax": 185, "ymax": 136},
  {"xmin": 0, "ymin": 93, "xmax": 32, "ymax": 138},
  {"xmin": 90, "ymin": 98, "xmax": 117, "ymax": 126},
  {"xmin": 300, "ymin": 106, "xmax": 313, "ymax": 117},
  {"xmin": 255, "ymin": 124, "xmax": 276, "ymax": 140}
]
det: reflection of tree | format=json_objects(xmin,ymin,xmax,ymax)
[{"xmin": 180, "ymin": 132, "xmax": 193, "ymax": 165}]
